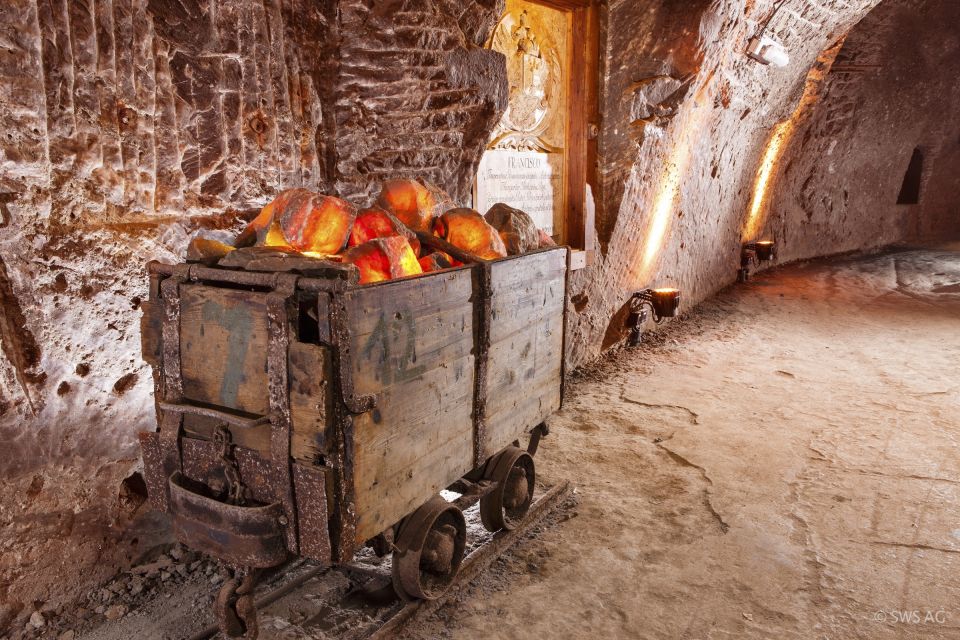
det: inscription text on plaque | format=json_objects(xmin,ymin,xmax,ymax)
[{"xmin": 475, "ymin": 150, "xmax": 563, "ymax": 235}]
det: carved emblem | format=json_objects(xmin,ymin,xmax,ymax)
[{"xmin": 488, "ymin": 9, "xmax": 562, "ymax": 152}]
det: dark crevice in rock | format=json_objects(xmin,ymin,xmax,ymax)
[
  {"xmin": 0, "ymin": 192, "xmax": 16, "ymax": 227},
  {"xmin": 112, "ymin": 372, "xmax": 139, "ymax": 395},
  {"xmin": 0, "ymin": 254, "xmax": 44, "ymax": 412}
]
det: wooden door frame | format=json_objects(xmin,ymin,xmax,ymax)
[{"xmin": 533, "ymin": 0, "xmax": 600, "ymax": 256}]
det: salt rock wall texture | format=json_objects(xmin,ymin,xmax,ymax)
[
  {"xmin": 763, "ymin": 0, "xmax": 960, "ymax": 258},
  {"xmin": 0, "ymin": 0, "xmax": 505, "ymax": 624},
  {"xmin": 566, "ymin": 0, "xmax": 959, "ymax": 366}
]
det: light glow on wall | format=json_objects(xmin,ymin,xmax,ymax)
[
  {"xmin": 743, "ymin": 118, "xmax": 796, "ymax": 241},
  {"xmin": 742, "ymin": 39, "xmax": 846, "ymax": 241},
  {"xmin": 639, "ymin": 96, "xmax": 712, "ymax": 279},
  {"xmin": 642, "ymin": 155, "xmax": 686, "ymax": 271}
]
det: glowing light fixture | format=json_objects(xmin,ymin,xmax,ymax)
[
  {"xmin": 739, "ymin": 241, "xmax": 777, "ymax": 282},
  {"xmin": 627, "ymin": 288, "xmax": 681, "ymax": 346},
  {"xmin": 747, "ymin": 0, "xmax": 790, "ymax": 68},
  {"xmin": 754, "ymin": 240, "xmax": 776, "ymax": 261}
]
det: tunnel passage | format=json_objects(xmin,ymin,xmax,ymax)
[{"xmin": 763, "ymin": 0, "xmax": 960, "ymax": 258}]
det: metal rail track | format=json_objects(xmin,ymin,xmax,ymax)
[{"xmin": 188, "ymin": 481, "xmax": 572, "ymax": 640}]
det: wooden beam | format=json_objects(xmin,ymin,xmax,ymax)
[{"xmin": 560, "ymin": 1, "xmax": 599, "ymax": 250}]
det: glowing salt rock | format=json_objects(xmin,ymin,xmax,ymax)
[
  {"xmin": 484, "ymin": 203, "xmax": 539, "ymax": 256},
  {"xmin": 343, "ymin": 236, "xmax": 423, "ymax": 284},
  {"xmin": 235, "ymin": 188, "xmax": 305, "ymax": 248},
  {"xmin": 278, "ymin": 192, "xmax": 356, "ymax": 254},
  {"xmin": 349, "ymin": 206, "xmax": 420, "ymax": 255},
  {"xmin": 433, "ymin": 208, "xmax": 507, "ymax": 260},
  {"xmin": 376, "ymin": 179, "xmax": 453, "ymax": 232},
  {"xmin": 239, "ymin": 188, "xmax": 356, "ymax": 255},
  {"xmin": 418, "ymin": 251, "xmax": 456, "ymax": 273},
  {"xmin": 186, "ymin": 235, "xmax": 235, "ymax": 265}
]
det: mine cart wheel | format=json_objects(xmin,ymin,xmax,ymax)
[
  {"xmin": 480, "ymin": 446, "xmax": 536, "ymax": 532},
  {"xmin": 392, "ymin": 495, "xmax": 467, "ymax": 601}
]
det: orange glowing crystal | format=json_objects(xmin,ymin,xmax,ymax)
[
  {"xmin": 418, "ymin": 251, "xmax": 457, "ymax": 273},
  {"xmin": 349, "ymin": 206, "xmax": 420, "ymax": 255},
  {"xmin": 376, "ymin": 179, "xmax": 453, "ymax": 232},
  {"xmin": 239, "ymin": 188, "xmax": 356, "ymax": 255},
  {"xmin": 433, "ymin": 208, "xmax": 507, "ymax": 260},
  {"xmin": 342, "ymin": 236, "xmax": 423, "ymax": 284}
]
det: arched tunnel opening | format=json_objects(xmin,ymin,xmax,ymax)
[{"xmin": 0, "ymin": 0, "xmax": 958, "ymax": 637}]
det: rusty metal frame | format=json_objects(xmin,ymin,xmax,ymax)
[
  {"xmin": 472, "ymin": 262, "xmax": 493, "ymax": 468},
  {"xmin": 325, "ymin": 292, "xmax": 377, "ymax": 563},
  {"xmin": 266, "ymin": 273, "xmax": 301, "ymax": 553},
  {"xmin": 157, "ymin": 266, "xmax": 190, "ymax": 502},
  {"xmin": 149, "ymin": 261, "xmax": 350, "ymax": 292}
]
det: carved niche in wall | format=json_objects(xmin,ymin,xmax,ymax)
[{"xmin": 474, "ymin": 1, "xmax": 570, "ymax": 238}]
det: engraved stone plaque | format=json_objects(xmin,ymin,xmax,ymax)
[{"xmin": 475, "ymin": 150, "xmax": 563, "ymax": 234}]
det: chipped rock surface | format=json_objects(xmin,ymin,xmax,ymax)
[
  {"xmin": 766, "ymin": 0, "xmax": 960, "ymax": 256},
  {"xmin": 0, "ymin": 0, "xmax": 505, "ymax": 620}
]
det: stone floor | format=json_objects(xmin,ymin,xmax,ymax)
[{"xmin": 410, "ymin": 243, "xmax": 960, "ymax": 640}]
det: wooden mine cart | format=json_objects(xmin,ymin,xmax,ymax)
[{"xmin": 138, "ymin": 240, "xmax": 569, "ymax": 637}]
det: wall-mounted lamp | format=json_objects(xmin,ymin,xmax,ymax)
[
  {"xmin": 754, "ymin": 240, "xmax": 776, "ymax": 261},
  {"xmin": 627, "ymin": 288, "xmax": 681, "ymax": 346},
  {"xmin": 747, "ymin": 0, "xmax": 790, "ymax": 68},
  {"xmin": 739, "ymin": 241, "xmax": 777, "ymax": 282}
]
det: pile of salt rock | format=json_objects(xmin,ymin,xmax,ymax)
[{"xmin": 187, "ymin": 179, "xmax": 554, "ymax": 284}]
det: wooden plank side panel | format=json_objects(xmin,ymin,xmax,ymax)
[
  {"xmin": 485, "ymin": 313, "xmax": 563, "ymax": 417},
  {"xmin": 484, "ymin": 316, "xmax": 563, "ymax": 455},
  {"xmin": 352, "ymin": 356, "xmax": 474, "ymax": 540},
  {"xmin": 348, "ymin": 270, "xmax": 475, "ymax": 395},
  {"xmin": 488, "ymin": 250, "xmax": 567, "ymax": 343},
  {"xmin": 289, "ymin": 341, "xmax": 333, "ymax": 463},
  {"xmin": 483, "ymin": 250, "xmax": 566, "ymax": 457},
  {"xmin": 179, "ymin": 287, "xmax": 331, "ymax": 463},
  {"xmin": 348, "ymin": 271, "xmax": 476, "ymax": 542},
  {"xmin": 345, "ymin": 269, "xmax": 474, "ymax": 338},
  {"xmin": 179, "ymin": 285, "xmax": 270, "ymax": 416}
]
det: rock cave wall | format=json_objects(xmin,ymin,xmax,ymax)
[
  {"xmin": 565, "ymin": 0, "xmax": 960, "ymax": 365},
  {"xmin": 762, "ymin": 0, "xmax": 960, "ymax": 258},
  {"xmin": 567, "ymin": 0, "xmax": 881, "ymax": 364},
  {"xmin": 0, "ymin": 0, "xmax": 505, "ymax": 624}
]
